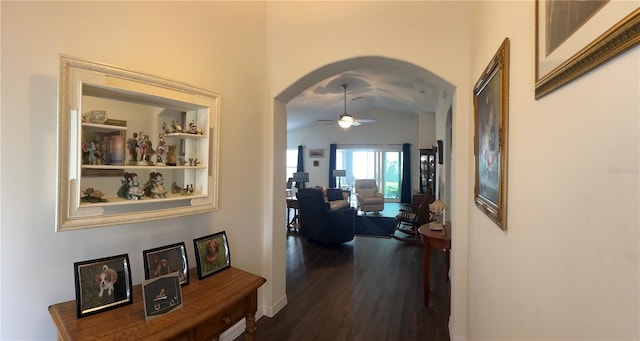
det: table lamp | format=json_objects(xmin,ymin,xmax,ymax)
[
  {"xmin": 292, "ymin": 172, "xmax": 309, "ymax": 188},
  {"xmin": 333, "ymin": 169, "xmax": 346, "ymax": 188},
  {"xmin": 428, "ymin": 199, "xmax": 448, "ymax": 230}
]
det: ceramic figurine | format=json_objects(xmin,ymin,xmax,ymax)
[
  {"xmin": 171, "ymin": 181, "xmax": 182, "ymax": 194},
  {"xmin": 126, "ymin": 173, "xmax": 145, "ymax": 200},
  {"xmin": 162, "ymin": 122, "xmax": 172, "ymax": 134},
  {"xmin": 127, "ymin": 132, "xmax": 139, "ymax": 164},
  {"xmin": 143, "ymin": 173, "xmax": 156, "ymax": 197},
  {"xmin": 170, "ymin": 120, "xmax": 183, "ymax": 133},
  {"xmin": 87, "ymin": 141, "xmax": 97, "ymax": 165},
  {"xmin": 151, "ymin": 172, "xmax": 167, "ymax": 198},
  {"xmin": 188, "ymin": 120, "xmax": 203, "ymax": 135},
  {"xmin": 138, "ymin": 132, "xmax": 154, "ymax": 165},
  {"xmin": 82, "ymin": 187, "xmax": 105, "ymax": 203},
  {"xmin": 117, "ymin": 173, "xmax": 131, "ymax": 198},
  {"xmin": 155, "ymin": 134, "xmax": 167, "ymax": 165},
  {"xmin": 166, "ymin": 145, "xmax": 177, "ymax": 166}
]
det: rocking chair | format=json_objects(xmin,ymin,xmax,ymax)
[{"xmin": 392, "ymin": 193, "xmax": 434, "ymax": 243}]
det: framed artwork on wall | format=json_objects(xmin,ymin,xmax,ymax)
[
  {"xmin": 473, "ymin": 38, "xmax": 510, "ymax": 230},
  {"xmin": 535, "ymin": 1, "xmax": 640, "ymax": 98},
  {"xmin": 309, "ymin": 148, "xmax": 325, "ymax": 158}
]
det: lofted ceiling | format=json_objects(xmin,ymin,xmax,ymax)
[{"xmin": 286, "ymin": 63, "xmax": 453, "ymax": 131}]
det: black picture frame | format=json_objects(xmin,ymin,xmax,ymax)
[
  {"xmin": 142, "ymin": 242, "xmax": 189, "ymax": 286},
  {"xmin": 142, "ymin": 272, "xmax": 183, "ymax": 321},
  {"xmin": 193, "ymin": 231, "xmax": 231, "ymax": 279},
  {"xmin": 73, "ymin": 254, "xmax": 133, "ymax": 318}
]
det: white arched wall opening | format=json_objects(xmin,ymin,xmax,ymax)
[{"xmin": 267, "ymin": 56, "xmax": 456, "ymax": 321}]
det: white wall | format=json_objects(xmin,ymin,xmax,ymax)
[
  {"xmin": 466, "ymin": 1, "xmax": 639, "ymax": 340},
  {"xmin": 2, "ymin": 2, "xmax": 637, "ymax": 340},
  {"xmin": 419, "ymin": 111, "xmax": 437, "ymax": 148},
  {"xmin": 288, "ymin": 108, "xmax": 420, "ymax": 189},
  {"xmin": 0, "ymin": 2, "xmax": 268, "ymax": 339}
]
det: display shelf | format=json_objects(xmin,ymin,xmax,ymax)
[
  {"xmin": 57, "ymin": 55, "xmax": 220, "ymax": 231},
  {"xmin": 79, "ymin": 193, "xmax": 208, "ymax": 207},
  {"xmin": 81, "ymin": 165, "xmax": 206, "ymax": 170},
  {"xmin": 82, "ymin": 122, "xmax": 127, "ymax": 132},
  {"xmin": 163, "ymin": 132, "xmax": 207, "ymax": 139}
]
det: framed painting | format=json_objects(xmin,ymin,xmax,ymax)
[
  {"xmin": 309, "ymin": 148, "xmax": 325, "ymax": 158},
  {"xmin": 73, "ymin": 254, "xmax": 133, "ymax": 318},
  {"xmin": 142, "ymin": 272, "xmax": 183, "ymax": 321},
  {"xmin": 142, "ymin": 242, "xmax": 189, "ymax": 286},
  {"xmin": 193, "ymin": 231, "xmax": 231, "ymax": 279},
  {"xmin": 535, "ymin": 1, "xmax": 640, "ymax": 98},
  {"xmin": 473, "ymin": 38, "xmax": 510, "ymax": 230}
]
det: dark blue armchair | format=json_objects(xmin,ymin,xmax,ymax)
[{"xmin": 296, "ymin": 188, "xmax": 355, "ymax": 243}]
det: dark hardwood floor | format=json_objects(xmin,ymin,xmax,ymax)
[{"xmin": 238, "ymin": 228, "xmax": 451, "ymax": 341}]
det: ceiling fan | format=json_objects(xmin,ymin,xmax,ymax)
[{"xmin": 319, "ymin": 84, "xmax": 376, "ymax": 129}]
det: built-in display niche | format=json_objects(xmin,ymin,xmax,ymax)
[{"xmin": 57, "ymin": 55, "xmax": 220, "ymax": 231}]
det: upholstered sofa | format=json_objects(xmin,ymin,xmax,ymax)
[
  {"xmin": 309, "ymin": 186, "xmax": 350, "ymax": 210},
  {"xmin": 354, "ymin": 179, "xmax": 384, "ymax": 214},
  {"xmin": 296, "ymin": 188, "xmax": 355, "ymax": 243}
]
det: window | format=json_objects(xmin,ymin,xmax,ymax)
[
  {"xmin": 286, "ymin": 148, "xmax": 298, "ymax": 180},
  {"xmin": 337, "ymin": 146, "xmax": 402, "ymax": 201}
]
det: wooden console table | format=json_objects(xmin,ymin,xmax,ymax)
[
  {"xmin": 418, "ymin": 222, "xmax": 451, "ymax": 306},
  {"xmin": 48, "ymin": 267, "xmax": 266, "ymax": 341}
]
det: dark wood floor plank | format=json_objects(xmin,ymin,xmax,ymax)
[{"xmin": 238, "ymin": 231, "xmax": 450, "ymax": 341}]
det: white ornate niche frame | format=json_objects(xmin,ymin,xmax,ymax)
[{"xmin": 57, "ymin": 55, "xmax": 220, "ymax": 231}]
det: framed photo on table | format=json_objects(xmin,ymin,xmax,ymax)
[
  {"xmin": 535, "ymin": 1, "xmax": 640, "ymax": 98},
  {"xmin": 193, "ymin": 231, "xmax": 231, "ymax": 279},
  {"xmin": 73, "ymin": 254, "xmax": 133, "ymax": 318},
  {"xmin": 142, "ymin": 272, "xmax": 183, "ymax": 321},
  {"xmin": 142, "ymin": 242, "xmax": 189, "ymax": 286},
  {"xmin": 473, "ymin": 38, "xmax": 510, "ymax": 231}
]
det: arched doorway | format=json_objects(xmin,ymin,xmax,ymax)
[{"xmin": 268, "ymin": 56, "xmax": 455, "ymax": 316}]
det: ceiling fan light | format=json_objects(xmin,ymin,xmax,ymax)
[
  {"xmin": 337, "ymin": 84, "xmax": 356, "ymax": 129},
  {"xmin": 338, "ymin": 113, "xmax": 354, "ymax": 128},
  {"xmin": 339, "ymin": 114, "xmax": 354, "ymax": 123},
  {"xmin": 338, "ymin": 120, "xmax": 352, "ymax": 128}
]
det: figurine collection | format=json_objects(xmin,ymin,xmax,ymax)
[{"xmin": 82, "ymin": 119, "xmax": 203, "ymax": 202}]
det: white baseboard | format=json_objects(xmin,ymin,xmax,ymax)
[
  {"xmin": 219, "ymin": 294, "xmax": 288, "ymax": 341},
  {"xmin": 449, "ymin": 319, "xmax": 467, "ymax": 341},
  {"xmin": 264, "ymin": 294, "xmax": 287, "ymax": 317}
]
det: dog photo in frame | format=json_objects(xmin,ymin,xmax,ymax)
[
  {"xmin": 143, "ymin": 242, "xmax": 189, "ymax": 286},
  {"xmin": 193, "ymin": 231, "xmax": 230, "ymax": 279},
  {"xmin": 73, "ymin": 254, "xmax": 133, "ymax": 318}
]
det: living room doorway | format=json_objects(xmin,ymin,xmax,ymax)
[{"xmin": 272, "ymin": 55, "xmax": 456, "ymax": 318}]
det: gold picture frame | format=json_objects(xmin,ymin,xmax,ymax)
[
  {"xmin": 535, "ymin": 1, "xmax": 640, "ymax": 99},
  {"xmin": 474, "ymin": 38, "xmax": 510, "ymax": 230}
]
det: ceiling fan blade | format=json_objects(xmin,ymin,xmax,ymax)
[
  {"xmin": 354, "ymin": 118, "xmax": 376, "ymax": 123},
  {"xmin": 351, "ymin": 121, "xmax": 362, "ymax": 127}
]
